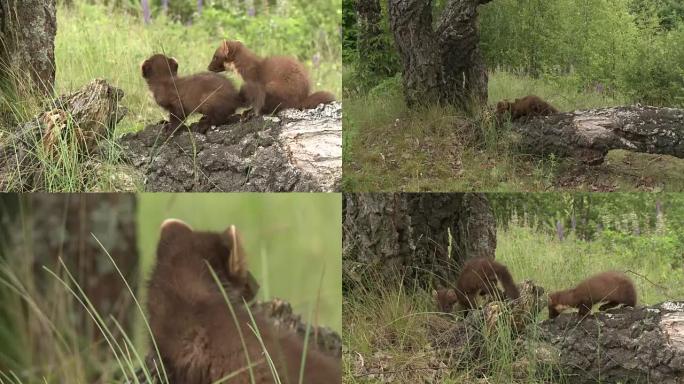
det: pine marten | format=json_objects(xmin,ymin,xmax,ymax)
[
  {"xmin": 495, "ymin": 95, "xmax": 558, "ymax": 122},
  {"xmin": 147, "ymin": 219, "xmax": 341, "ymax": 384},
  {"xmin": 548, "ymin": 271, "xmax": 637, "ymax": 319},
  {"xmin": 141, "ymin": 54, "xmax": 245, "ymax": 134},
  {"xmin": 433, "ymin": 287, "xmax": 459, "ymax": 313},
  {"xmin": 207, "ymin": 40, "xmax": 335, "ymax": 116},
  {"xmin": 434, "ymin": 257, "xmax": 520, "ymax": 314}
]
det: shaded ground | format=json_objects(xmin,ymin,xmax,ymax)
[{"xmin": 343, "ymin": 112, "xmax": 684, "ymax": 192}]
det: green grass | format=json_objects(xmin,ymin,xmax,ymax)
[
  {"xmin": 343, "ymin": 224, "xmax": 684, "ymax": 383},
  {"xmin": 55, "ymin": 2, "xmax": 341, "ymax": 135},
  {"xmin": 0, "ymin": 1, "xmax": 341, "ymax": 191},
  {"xmin": 0, "ymin": 193, "xmax": 341, "ymax": 382},
  {"xmin": 342, "ymin": 70, "xmax": 684, "ymax": 192}
]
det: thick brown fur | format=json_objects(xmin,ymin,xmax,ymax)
[
  {"xmin": 147, "ymin": 219, "xmax": 341, "ymax": 384},
  {"xmin": 454, "ymin": 257, "xmax": 520, "ymax": 313},
  {"xmin": 495, "ymin": 95, "xmax": 558, "ymax": 122},
  {"xmin": 207, "ymin": 40, "xmax": 335, "ymax": 115},
  {"xmin": 548, "ymin": 271, "xmax": 636, "ymax": 319},
  {"xmin": 141, "ymin": 54, "xmax": 244, "ymax": 134},
  {"xmin": 432, "ymin": 287, "xmax": 459, "ymax": 313}
]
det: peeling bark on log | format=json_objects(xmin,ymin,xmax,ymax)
[
  {"xmin": 0, "ymin": 79, "xmax": 127, "ymax": 190},
  {"xmin": 120, "ymin": 102, "xmax": 342, "ymax": 192},
  {"xmin": 539, "ymin": 301, "xmax": 684, "ymax": 384},
  {"xmin": 513, "ymin": 106, "xmax": 684, "ymax": 165}
]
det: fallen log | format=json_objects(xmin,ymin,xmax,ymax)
[
  {"xmin": 120, "ymin": 102, "xmax": 342, "ymax": 192},
  {"xmin": 350, "ymin": 280, "xmax": 684, "ymax": 383},
  {"xmin": 538, "ymin": 301, "xmax": 684, "ymax": 384},
  {"xmin": 512, "ymin": 105, "xmax": 684, "ymax": 165}
]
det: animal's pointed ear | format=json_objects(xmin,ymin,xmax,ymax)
[
  {"xmin": 168, "ymin": 57, "xmax": 179, "ymax": 74},
  {"xmin": 160, "ymin": 219, "xmax": 192, "ymax": 239},
  {"xmin": 225, "ymin": 225, "xmax": 248, "ymax": 280},
  {"xmin": 141, "ymin": 60, "xmax": 151, "ymax": 78},
  {"xmin": 157, "ymin": 219, "xmax": 193, "ymax": 260},
  {"xmin": 221, "ymin": 40, "xmax": 230, "ymax": 55}
]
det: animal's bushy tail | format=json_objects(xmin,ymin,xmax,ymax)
[{"xmin": 300, "ymin": 91, "xmax": 335, "ymax": 109}]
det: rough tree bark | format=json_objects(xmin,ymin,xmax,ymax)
[
  {"xmin": 0, "ymin": 194, "xmax": 138, "ymax": 379},
  {"xmin": 20, "ymin": 194, "xmax": 139, "ymax": 339},
  {"xmin": 342, "ymin": 193, "xmax": 496, "ymax": 287},
  {"xmin": 538, "ymin": 302, "xmax": 684, "ymax": 384},
  {"xmin": 513, "ymin": 105, "xmax": 684, "ymax": 165},
  {"xmin": 388, "ymin": 0, "xmax": 492, "ymax": 107},
  {"xmin": 0, "ymin": 0, "xmax": 57, "ymax": 94},
  {"xmin": 121, "ymin": 102, "xmax": 342, "ymax": 192}
]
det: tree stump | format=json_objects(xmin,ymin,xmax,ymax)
[
  {"xmin": 512, "ymin": 105, "xmax": 684, "ymax": 165},
  {"xmin": 0, "ymin": 79, "xmax": 127, "ymax": 190}
]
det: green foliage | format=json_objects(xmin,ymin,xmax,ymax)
[
  {"xmin": 55, "ymin": 0, "xmax": 340, "ymax": 135},
  {"xmin": 488, "ymin": 193, "xmax": 684, "ymax": 250},
  {"xmin": 342, "ymin": 0, "xmax": 400, "ymax": 93},
  {"xmin": 479, "ymin": 0, "xmax": 684, "ymax": 106},
  {"xmin": 619, "ymin": 26, "xmax": 684, "ymax": 105}
]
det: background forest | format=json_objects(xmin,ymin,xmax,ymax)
[
  {"xmin": 343, "ymin": 0, "xmax": 684, "ymax": 192},
  {"xmin": 343, "ymin": 192, "xmax": 684, "ymax": 383},
  {"xmin": 0, "ymin": 193, "xmax": 341, "ymax": 383}
]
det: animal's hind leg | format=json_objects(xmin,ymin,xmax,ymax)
[
  {"xmin": 577, "ymin": 302, "xmax": 592, "ymax": 318},
  {"xmin": 598, "ymin": 301, "xmax": 620, "ymax": 311}
]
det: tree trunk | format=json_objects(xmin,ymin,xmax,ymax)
[
  {"xmin": 0, "ymin": 0, "xmax": 57, "ymax": 95},
  {"xmin": 5, "ymin": 195, "xmax": 138, "ymax": 338},
  {"xmin": 356, "ymin": 0, "xmax": 391, "ymax": 78},
  {"xmin": 0, "ymin": 194, "xmax": 138, "ymax": 377},
  {"xmin": 436, "ymin": 0, "xmax": 492, "ymax": 106},
  {"xmin": 388, "ymin": 0, "xmax": 442, "ymax": 105},
  {"xmin": 388, "ymin": 0, "xmax": 491, "ymax": 108},
  {"xmin": 342, "ymin": 193, "xmax": 496, "ymax": 287},
  {"xmin": 512, "ymin": 105, "xmax": 684, "ymax": 164}
]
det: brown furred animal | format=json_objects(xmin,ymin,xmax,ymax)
[
  {"xmin": 147, "ymin": 219, "xmax": 340, "ymax": 384},
  {"xmin": 548, "ymin": 271, "xmax": 636, "ymax": 319},
  {"xmin": 141, "ymin": 54, "xmax": 244, "ymax": 134},
  {"xmin": 207, "ymin": 40, "xmax": 335, "ymax": 115},
  {"xmin": 432, "ymin": 287, "xmax": 459, "ymax": 313},
  {"xmin": 435, "ymin": 257, "xmax": 520, "ymax": 314},
  {"xmin": 495, "ymin": 95, "xmax": 558, "ymax": 122}
]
